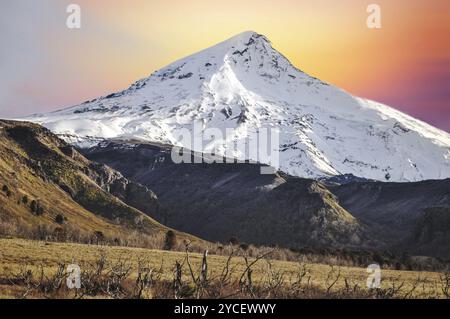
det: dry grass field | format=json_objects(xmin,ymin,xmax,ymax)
[{"xmin": 0, "ymin": 238, "xmax": 449, "ymax": 299}]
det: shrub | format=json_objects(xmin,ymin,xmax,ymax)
[
  {"xmin": 30, "ymin": 200, "xmax": 44, "ymax": 216},
  {"xmin": 54, "ymin": 227, "xmax": 67, "ymax": 242},
  {"xmin": 30, "ymin": 200, "xmax": 37, "ymax": 213},
  {"xmin": 22, "ymin": 195, "xmax": 28, "ymax": 204},
  {"xmin": 2, "ymin": 185, "xmax": 8, "ymax": 193},
  {"xmin": 239, "ymin": 243, "xmax": 250, "ymax": 251},
  {"xmin": 31, "ymin": 224, "xmax": 54, "ymax": 241},
  {"xmin": 164, "ymin": 230, "xmax": 177, "ymax": 251},
  {"xmin": 93, "ymin": 231, "xmax": 105, "ymax": 243},
  {"xmin": 55, "ymin": 214, "xmax": 65, "ymax": 225},
  {"xmin": 36, "ymin": 205, "xmax": 44, "ymax": 216},
  {"xmin": 228, "ymin": 237, "xmax": 239, "ymax": 246}
]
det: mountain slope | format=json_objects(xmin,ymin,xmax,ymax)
[
  {"xmin": 25, "ymin": 31, "xmax": 450, "ymax": 182},
  {"xmin": 0, "ymin": 120, "xmax": 196, "ymax": 245},
  {"xmin": 409, "ymin": 207, "xmax": 450, "ymax": 258},
  {"xmin": 85, "ymin": 141, "xmax": 450, "ymax": 257},
  {"xmin": 330, "ymin": 179, "xmax": 450, "ymax": 243},
  {"xmin": 84, "ymin": 142, "xmax": 378, "ymax": 250}
]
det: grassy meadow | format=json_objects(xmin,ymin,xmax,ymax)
[{"xmin": 0, "ymin": 238, "xmax": 448, "ymax": 299}]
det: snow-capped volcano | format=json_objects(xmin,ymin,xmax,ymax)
[{"xmin": 25, "ymin": 31, "xmax": 450, "ymax": 182}]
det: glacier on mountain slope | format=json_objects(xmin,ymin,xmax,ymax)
[{"xmin": 24, "ymin": 31, "xmax": 450, "ymax": 182}]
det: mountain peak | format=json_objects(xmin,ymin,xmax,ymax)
[
  {"xmin": 233, "ymin": 30, "xmax": 260, "ymax": 37},
  {"xmin": 223, "ymin": 31, "xmax": 270, "ymax": 46},
  {"xmin": 24, "ymin": 33, "xmax": 450, "ymax": 183},
  {"xmin": 171, "ymin": 30, "xmax": 276, "ymax": 69},
  {"xmin": 217, "ymin": 31, "xmax": 274, "ymax": 57}
]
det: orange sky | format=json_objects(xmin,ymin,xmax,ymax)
[{"xmin": 1, "ymin": 0, "xmax": 449, "ymax": 130}]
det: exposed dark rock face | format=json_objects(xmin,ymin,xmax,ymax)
[
  {"xmin": 408, "ymin": 207, "xmax": 450, "ymax": 258},
  {"xmin": 83, "ymin": 141, "xmax": 450, "ymax": 258},
  {"xmin": 83, "ymin": 142, "xmax": 377, "ymax": 250},
  {"xmin": 88, "ymin": 162, "xmax": 161, "ymax": 217},
  {"xmin": 329, "ymin": 180, "xmax": 450, "ymax": 241}
]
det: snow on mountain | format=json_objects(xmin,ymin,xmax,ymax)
[{"xmin": 24, "ymin": 31, "xmax": 450, "ymax": 182}]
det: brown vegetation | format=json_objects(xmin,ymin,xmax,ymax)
[{"xmin": 2, "ymin": 240, "xmax": 449, "ymax": 299}]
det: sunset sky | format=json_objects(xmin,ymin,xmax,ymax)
[{"xmin": 0, "ymin": 0, "xmax": 449, "ymax": 131}]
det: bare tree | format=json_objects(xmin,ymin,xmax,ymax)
[
  {"xmin": 325, "ymin": 266, "xmax": 341, "ymax": 295},
  {"xmin": 440, "ymin": 272, "xmax": 450, "ymax": 299}
]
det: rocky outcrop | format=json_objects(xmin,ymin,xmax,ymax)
[{"xmin": 88, "ymin": 162, "xmax": 161, "ymax": 217}]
